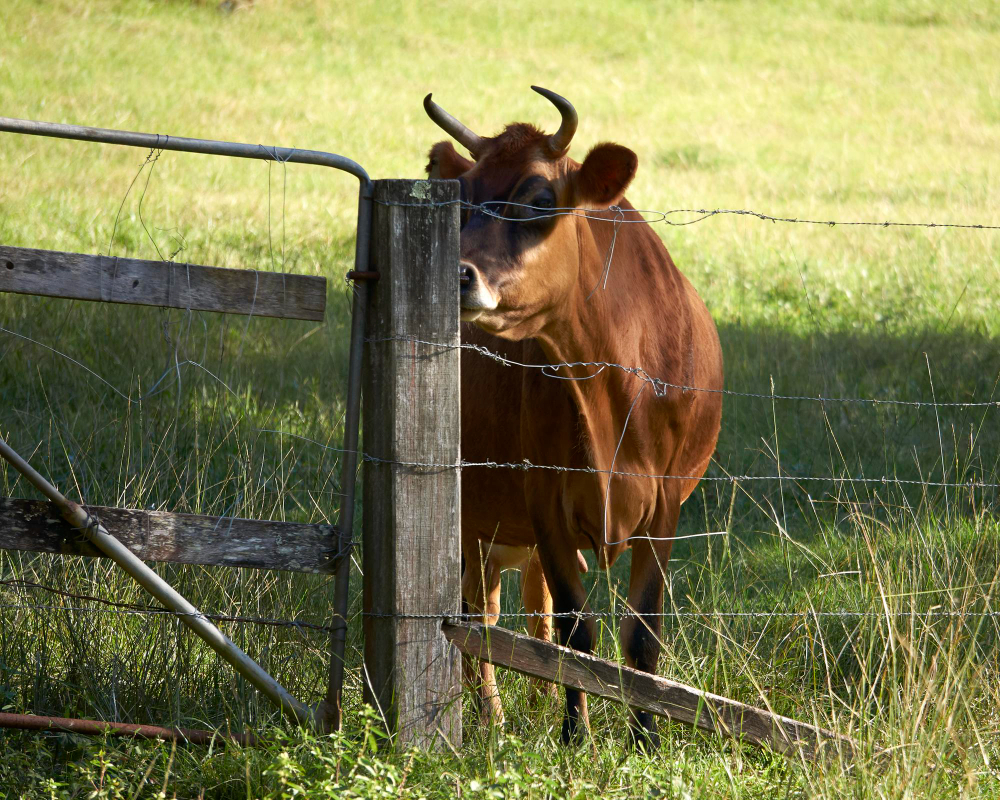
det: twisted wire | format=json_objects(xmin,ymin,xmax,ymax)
[
  {"xmin": 372, "ymin": 335, "xmax": 1000, "ymax": 409},
  {"xmin": 373, "ymin": 198, "xmax": 1000, "ymax": 231}
]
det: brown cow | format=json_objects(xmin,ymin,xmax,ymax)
[{"xmin": 425, "ymin": 87, "xmax": 723, "ymax": 747}]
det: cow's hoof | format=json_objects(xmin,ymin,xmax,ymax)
[
  {"xmin": 628, "ymin": 713, "xmax": 660, "ymax": 752},
  {"xmin": 560, "ymin": 715, "xmax": 589, "ymax": 746},
  {"xmin": 527, "ymin": 677, "xmax": 558, "ymax": 706},
  {"xmin": 560, "ymin": 716, "xmax": 575, "ymax": 745},
  {"xmin": 479, "ymin": 708, "xmax": 506, "ymax": 729}
]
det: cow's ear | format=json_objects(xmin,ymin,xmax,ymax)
[
  {"xmin": 426, "ymin": 141, "xmax": 474, "ymax": 179},
  {"xmin": 574, "ymin": 142, "xmax": 637, "ymax": 206}
]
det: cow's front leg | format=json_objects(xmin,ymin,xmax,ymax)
[
  {"xmin": 461, "ymin": 546, "xmax": 504, "ymax": 726},
  {"xmin": 619, "ymin": 504, "xmax": 676, "ymax": 750},
  {"xmin": 535, "ymin": 541, "xmax": 594, "ymax": 744}
]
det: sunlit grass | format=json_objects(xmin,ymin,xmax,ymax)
[{"xmin": 2, "ymin": 0, "xmax": 1000, "ymax": 796}]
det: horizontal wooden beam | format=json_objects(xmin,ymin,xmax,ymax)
[
  {"xmin": 443, "ymin": 621, "xmax": 855, "ymax": 763},
  {"xmin": 0, "ymin": 498, "xmax": 341, "ymax": 573},
  {"xmin": 0, "ymin": 246, "xmax": 326, "ymax": 321}
]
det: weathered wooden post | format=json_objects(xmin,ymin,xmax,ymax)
[{"xmin": 362, "ymin": 179, "xmax": 462, "ymax": 750}]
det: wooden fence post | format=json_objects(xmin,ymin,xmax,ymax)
[{"xmin": 363, "ymin": 179, "xmax": 462, "ymax": 750}]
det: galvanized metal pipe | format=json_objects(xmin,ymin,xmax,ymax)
[
  {"xmin": 0, "ymin": 435, "xmax": 314, "ymax": 726},
  {"xmin": 0, "ymin": 116, "xmax": 370, "ymax": 184},
  {"xmin": 0, "ymin": 711, "xmax": 257, "ymax": 746},
  {"xmin": 324, "ymin": 182, "xmax": 374, "ymax": 731}
]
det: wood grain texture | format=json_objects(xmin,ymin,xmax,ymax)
[
  {"xmin": 0, "ymin": 246, "xmax": 325, "ymax": 321},
  {"xmin": 0, "ymin": 498, "xmax": 340, "ymax": 573},
  {"xmin": 362, "ymin": 179, "xmax": 462, "ymax": 750},
  {"xmin": 443, "ymin": 622, "xmax": 855, "ymax": 763}
]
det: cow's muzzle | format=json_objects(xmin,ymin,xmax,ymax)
[{"xmin": 459, "ymin": 262, "xmax": 498, "ymax": 321}]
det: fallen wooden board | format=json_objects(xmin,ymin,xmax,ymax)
[
  {"xmin": 0, "ymin": 498, "xmax": 340, "ymax": 573},
  {"xmin": 0, "ymin": 246, "xmax": 326, "ymax": 321},
  {"xmin": 443, "ymin": 621, "xmax": 855, "ymax": 763}
]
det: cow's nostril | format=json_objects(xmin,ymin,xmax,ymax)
[{"xmin": 460, "ymin": 266, "xmax": 474, "ymax": 287}]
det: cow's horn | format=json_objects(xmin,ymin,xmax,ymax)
[
  {"xmin": 532, "ymin": 85, "xmax": 578, "ymax": 156},
  {"xmin": 424, "ymin": 93, "xmax": 484, "ymax": 158}
]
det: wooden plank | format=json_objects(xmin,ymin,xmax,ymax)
[
  {"xmin": 0, "ymin": 498, "xmax": 340, "ymax": 573},
  {"xmin": 443, "ymin": 622, "xmax": 856, "ymax": 763},
  {"xmin": 0, "ymin": 246, "xmax": 326, "ymax": 321},
  {"xmin": 362, "ymin": 179, "xmax": 462, "ymax": 750}
]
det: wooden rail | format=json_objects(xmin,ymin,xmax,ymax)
[
  {"xmin": 0, "ymin": 246, "xmax": 326, "ymax": 321},
  {"xmin": 443, "ymin": 621, "xmax": 856, "ymax": 763},
  {"xmin": 0, "ymin": 498, "xmax": 340, "ymax": 573}
]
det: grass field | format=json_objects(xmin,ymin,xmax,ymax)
[{"xmin": 2, "ymin": 0, "xmax": 1000, "ymax": 796}]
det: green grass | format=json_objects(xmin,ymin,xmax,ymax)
[{"xmin": 2, "ymin": 0, "xmax": 1000, "ymax": 796}]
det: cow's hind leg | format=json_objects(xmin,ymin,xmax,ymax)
[
  {"xmin": 520, "ymin": 547, "xmax": 557, "ymax": 700},
  {"xmin": 461, "ymin": 547, "xmax": 504, "ymax": 726},
  {"xmin": 620, "ymin": 520, "xmax": 675, "ymax": 750}
]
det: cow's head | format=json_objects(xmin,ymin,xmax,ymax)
[{"xmin": 425, "ymin": 87, "xmax": 638, "ymax": 340}]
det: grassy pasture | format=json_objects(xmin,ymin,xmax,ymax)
[{"xmin": 2, "ymin": 0, "xmax": 1000, "ymax": 796}]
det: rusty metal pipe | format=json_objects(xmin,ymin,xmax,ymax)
[
  {"xmin": 0, "ymin": 712, "xmax": 258, "ymax": 746},
  {"xmin": 0, "ymin": 435, "xmax": 314, "ymax": 726}
]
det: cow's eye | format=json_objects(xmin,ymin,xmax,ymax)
[{"xmin": 533, "ymin": 195, "xmax": 554, "ymax": 210}]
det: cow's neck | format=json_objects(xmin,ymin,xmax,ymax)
[
  {"xmin": 535, "ymin": 304, "xmax": 645, "ymax": 473},
  {"xmin": 538, "ymin": 208, "xmax": 680, "ymax": 373}
]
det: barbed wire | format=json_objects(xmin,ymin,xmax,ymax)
[
  {"xmin": 6, "ymin": 578, "xmax": 996, "ymax": 624},
  {"xmin": 375, "ymin": 198, "xmax": 1000, "ymax": 231},
  {"xmin": 9, "ymin": 602, "xmax": 999, "ymax": 627},
  {"xmin": 4, "ymin": 317, "xmax": 997, "ymax": 419},
  {"xmin": 373, "ymin": 336, "xmax": 1000, "ymax": 410},
  {"xmin": 0, "ymin": 602, "xmax": 339, "ymax": 633},
  {"xmin": 361, "ymin": 453, "xmax": 1000, "ymax": 489},
  {"xmin": 90, "ymin": 424, "xmax": 999, "ymax": 493},
  {"xmin": 4, "ymin": 322, "xmax": 998, "ymax": 519},
  {"xmin": 0, "ymin": 579, "xmax": 338, "ymax": 633},
  {"xmin": 363, "ymin": 609, "xmax": 1000, "ymax": 620}
]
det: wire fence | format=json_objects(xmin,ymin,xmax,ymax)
[
  {"xmin": 3, "ymin": 174, "xmax": 1000, "ymax": 729},
  {"xmin": 351, "ymin": 194, "xmax": 1000, "ymax": 634},
  {"xmin": 3, "ymin": 194, "xmax": 998, "ymax": 501},
  {"xmin": 6, "ymin": 578, "xmax": 1000, "ymax": 624}
]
